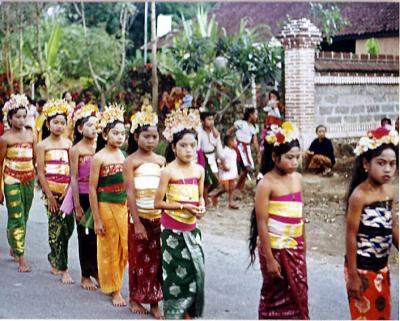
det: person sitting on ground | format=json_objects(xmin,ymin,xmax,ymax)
[
  {"xmin": 380, "ymin": 117, "xmax": 392, "ymax": 127},
  {"xmin": 305, "ymin": 125, "xmax": 336, "ymax": 176}
]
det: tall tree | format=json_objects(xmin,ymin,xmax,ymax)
[
  {"xmin": 73, "ymin": 1, "xmax": 136, "ymax": 107},
  {"xmin": 151, "ymin": 1, "xmax": 158, "ymax": 111}
]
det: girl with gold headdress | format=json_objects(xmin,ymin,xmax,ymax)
[
  {"xmin": 36, "ymin": 99, "xmax": 74, "ymax": 284},
  {"xmin": 0, "ymin": 94, "xmax": 36, "ymax": 272},
  {"xmin": 249, "ymin": 122, "xmax": 309, "ymax": 319},
  {"xmin": 60, "ymin": 102, "xmax": 99, "ymax": 291},
  {"xmin": 89, "ymin": 103, "xmax": 128, "ymax": 307},
  {"xmin": 154, "ymin": 107, "xmax": 206, "ymax": 319},
  {"xmin": 123, "ymin": 103, "xmax": 165, "ymax": 318}
]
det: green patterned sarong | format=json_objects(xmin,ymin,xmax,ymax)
[
  {"xmin": 45, "ymin": 193, "xmax": 75, "ymax": 271},
  {"xmin": 4, "ymin": 180, "xmax": 34, "ymax": 257},
  {"xmin": 161, "ymin": 228, "xmax": 205, "ymax": 319}
]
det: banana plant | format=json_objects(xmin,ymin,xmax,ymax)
[{"xmin": 22, "ymin": 22, "xmax": 62, "ymax": 99}]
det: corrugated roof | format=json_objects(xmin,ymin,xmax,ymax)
[{"xmin": 209, "ymin": 2, "xmax": 399, "ymax": 39}]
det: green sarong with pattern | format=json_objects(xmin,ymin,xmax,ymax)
[
  {"xmin": 4, "ymin": 179, "xmax": 34, "ymax": 257},
  {"xmin": 45, "ymin": 193, "xmax": 75, "ymax": 271},
  {"xmin": 161, "ymin": 227, "xmax": 205, "ymax": 319}
]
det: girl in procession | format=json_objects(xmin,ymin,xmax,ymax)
[
  {"xmin": 36, "ymin": 99, "xmax": 74, "ymax": 284},
  {"xmin": 249, "ymin": 122, "xmax": 309, "ymax": 319},
  {"xmin": 345, "ymin": 125, "xmax": 398, "ymax": 320},
  {"xmin": 60, "ymin": 103, "xmax": 99, "ymax": 290},
  {"xmin": 0, "ymin": 94, "xmax": 36, "ymax": 272},
  {"xmin": 154, "ymin": 107, "xmax": 206, "ymax": 319},
  {"xmin": 89, "ymin": 104, "xmax": 128, "ymax": 307},
  {"xmin": 123, "ymin": 103, "xmax": 165, "ymax": 318}
]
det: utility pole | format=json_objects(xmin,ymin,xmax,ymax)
[{"xmin": 143, "ymin": 1, "xmax": 148, "ymax": 64}]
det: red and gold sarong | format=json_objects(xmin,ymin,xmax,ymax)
[{"xmin": 344, "ymin": 265, "xmax": 391, "ymax": 320}]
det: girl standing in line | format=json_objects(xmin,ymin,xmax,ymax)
[
  {"xmin": 36, "ymin": 100, "xmax": 74, "ymax": 284},
  {"xmin": 60, "ymin": 103, "xmax": 99, "ymax": 290},
  {"xmin": 0, "ymin": 94, "xmax": 36, "ymax": 272},
  {"xmin": 345, "ymin": 125, "xmax": 398, "ymax": 320},
  {"xmin": 249, "ymin": 122, "xmax": 309, "ymax": 319},
  {"xmin": 124, "ymin": 104, "xmax": 165, "ymax": 318},
  {"xmin": 89, "ymin": 104, "xmax": 128, "ymax": 307},
  {"xmin": 154, "ymin": 108, "xmax": 206, "ymax": 319}
]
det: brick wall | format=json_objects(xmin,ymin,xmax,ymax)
[{"xmin": 314, "ymin": 52, "xmax": 399, "ymax": 138}]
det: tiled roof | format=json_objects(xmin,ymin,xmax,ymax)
[{"xmin": 209, "ymin": 2, "xmax": 399, "ymax": 39}]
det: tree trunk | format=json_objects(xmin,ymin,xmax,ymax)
[
  {"xmin": 3, "ymin": 4, "xmax": 14, "ymax": 94},
  {"xmin": 151, "ymin": 1, "xmax": 158, "ymax": 111},
  {"xmin": 18, "ymin": 10, "xmax": 24, "ymax": 94},
  {"xmin": 35, "ymin": 2, "xmax": 44, "ymax": 73}
]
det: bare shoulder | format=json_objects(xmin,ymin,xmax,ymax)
[
  {"xmin": 63, "ymin": 138, "xmax": 73, "ymax": 148},
  {"xmin": 385, "ymin": 183, "xmax": 396, "ymax": 200},
  {"xmin": 155, "ymin": 153, "xmax": 166, "ymax": 166},
  {"xmin": 194, "ymin": 163, "xmax": 204, "ymax": 176},
  {"xmin": 257, "ymin": 174, "xmax": 272, "ymax": 192},
  {"xmin": 348, "ymin": 185, "xmax": 366, "ymax": 207},
  {"xmin": 294, "ymin": 171, "xmax": 303, "ymax": 183}
]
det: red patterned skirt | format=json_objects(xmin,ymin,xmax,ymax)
[
  {"xmin": 258, "ymin": 246, "xmax": 309, "ymax": 319},
  {"xmin": 128, "ymin": 217, "xmax": 163, "ymax": 304},
  {"xmin": 344, "ymin": 265, "xmax": 391, "ymax": 320}
]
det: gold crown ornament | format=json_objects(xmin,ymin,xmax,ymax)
[
  {"xmin": 265, "ymin": 121, "xmax": 300, "ymax": 146},
  {"xmin": 3, "ymin": 94, "xmax": 30, "ymax": 121},
  {"xmin": 42, "ymin": 99, "xmax": 71, "ymax": 119},
  {"xmin": 162, "ymin": 107, "xmax": 201, "ymax": 142},
  {"xmin": 97, "ymin": 103, "xmax": 125, "ymax": 133},
  {"xmin": 130, "ymin": 100, "xmax": 158, "ymax": 133},
  {"xmin": 70, "ymin": 102, "xmax": 99, "ymax": 127},
  {"xmin": 354, "ymin": 125, "xmax": 398, "ymax": 156}
]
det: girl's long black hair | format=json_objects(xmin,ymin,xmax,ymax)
[
  {"xmin": 96, "ymin": 120, "xmax": 124, "ymax": 152},
  {"xmin": 346, "ymin": 143, "xmax": 398, "ymax": 209},
  {"xmin": 165, "ymin": 128, "xmax": 198, "ymax": 163},
  {"xmin": 41, "ymin": 113, "xmax": 67, "ymax": 141},
  {"xmin": 249, "ymin": 139, "xmax": 300, "ymax": 265},
  {"xmin": 127, "ymin": 124, "xmax": 151, "ymax": 155}
]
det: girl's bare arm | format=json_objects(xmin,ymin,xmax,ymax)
[
  {"xmin": 69, "ymin": 147, "xmax": 82, "ymax": 211},
  {"xmin": 89, "ymin": 156, "xmax": 103, "ymax": 233}
]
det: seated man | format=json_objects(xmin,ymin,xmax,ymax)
[{"xmin": 305, "ymin": 125, "xmax": 335, "ymax": 176}]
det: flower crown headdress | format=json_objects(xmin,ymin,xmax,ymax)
[
  {"xmin": 3, "ymin": 94, "xmax": 30, "ymax": 121},
  {"xmin": 162, "ymin": 107, "xmax": 201, "ymax": 142},
  {"xmin": 354, "ymin": 125, "xmax": 398, "ymax": 156},
  {"xmin": 43, "ymin": 99, "xmax": 71, "ymax": 119},
  {"xmin": 71, "ymin": 102, "xmax": 99, "ymax": 127},
  {"xmin": 265, "ymin": 121, "xmax": 300, "ymax": 146},
  {"xmin": 130, "ymin": 100, "xmax": 158, "ymax": 133},
  {"xmin": 97, "ymin": 103, "xmax": 125, "ymax": 133}
]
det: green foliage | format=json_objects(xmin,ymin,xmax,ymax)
[
  {"xmin": 365, "ymin": 38, "xmax": 380, "ymax": 56},
  {"xmin": 310, "ymin": 3, "xmax": 350, "ymax": 45},
  {"xmin": 159, "ymin": 8, "xmax": 281, "ymax": 113}
]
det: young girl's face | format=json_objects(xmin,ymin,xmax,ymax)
[
  {"xmin": 174, "ymin": 133, "xmax": 197, "ymax": 163},
  {"xmin": 249, "ymin": 111, "xmax": 258, "ymax": 123},
  {"xmin": 81, "ymin": 116, "xmax": 98, "ymax": 140},
  {"xmin": 365, "ymin": 148, "xmax": 397, "ymax": 184},
  {"xmin": 228, "ymin": 138, "xmax": 237, "ymax": 149},
  {"xmin": 49, "ymin": 115, "xmax": 67, "ymax": 136},
  {"xmin": 10, "ymin": 108, "xmax": 28, "ymax": 129},
  {"xmin": 136, "ymin": 126, "xmax": 159, "ymax": 152},
  {"xmin": 275, "ymin": 147, "xmax": 301, "ymax": 173},
  {"xmin": 105, "ymin": 122, "xmax": 125, "ymax": 148}
]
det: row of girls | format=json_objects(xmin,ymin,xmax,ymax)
[
  {"xmin": 0, "ymin": 93, "xmax": 399, "ymax": 320},
  {"xmin": 0, "ymin": 94, "xmax": 205, "ymax": 319}
]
